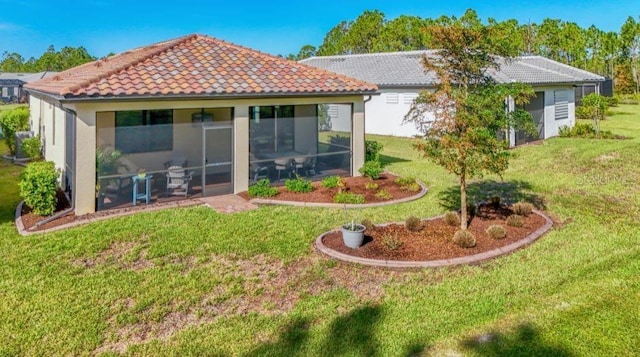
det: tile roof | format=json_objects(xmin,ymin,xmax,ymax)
[
  {"xmin": 25, "ymin": 34, "xmax": 377, "ymax": 99},
  {"xmin": 301, "ymin": 51, "xmax": 605, "ymax": 87}
]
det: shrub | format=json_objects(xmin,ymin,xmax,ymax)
[
  {"xmin": 512, "ymin": 201, "xmax": 533, "ymax": 216},
  {"xmin": 486, "ymin": 225, "xmax": 507, "ymax": 240},
  {"xmin": 558, "ymin": 125, "xmax": 572, "ymax": 137},
  {"xmin": 405, "ymin": 216, "xmax": 423, "ymax": 232},
  {"xmin": 399, "ymin": 182, "xmax": 421, "ymax": 192},
  {"xmin": 285, "ymin": 175, "xmax": 313, "ymax": 193},
  {"xmin": 361, "ymin": 218, "xmax": 375, "ymax": 231},
  {"xmin": 381, "ymin": 233, "xmax": 403, "ymax": 250},
  {"xmin": 0, "ymin": 106, "xmax": 30, "ymax": 156},
  {"xmin": 333, "ymin": 191, "xmax": 365, "ymax": 204},
  {"xmin": 21, "ymin": 135, "xmax": 42, "ymax": 160},
  {"xmin": 575, "ymin": 105, "xmax": 590, "ymax": 120},
  {"xmin": 444, "ymin": 211, "xmax": 461, "ymax": 226},
  {"xmin": 394, "ymin": 176, "xmax": 416, "ymax": 186},
  {"xmin": 374, "ymin": 189, "xmax": 393, "ymax": 200},
  {"xmin": 248, "ymin": 179, "xmax": 279, "ymax": 198},
  {"xmin": 321, "ymin": 175, "xmax": 342, "ymax": 189},
  {"xmin": 364, "ymin": 182, "xmax": 379, "ymax": 190},
  {"xmin": 358, "ymin": 160, "xmax": 383, "ymax": 180},
  {"xmin": 487, "ymin": 196, "xmax": 501, "ymax": 206},
  {"xmin": 365, "ymin": 140, "xmax": 383, "ymax": 162},
  {"xmin": 19, "ymin": 161, "xmax": 59, "ymax": 216},
  {"xmin": 453, "ymin": 230, "xmax": 476, "ymax": 248},
  {"xmin": 506, "ymin": 214, "xmax": 524, "ymax": 227},
  {"xmin": 605, "ymin": 96, "xmax": 619, "ymax": 107}
]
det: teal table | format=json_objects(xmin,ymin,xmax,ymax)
[{"xmin": 132, "ymin": 175, "xmax": 151, "ymax": 205}]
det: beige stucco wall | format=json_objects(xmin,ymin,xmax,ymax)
[
  {"xmin": 28, "ymin": 95, "xmax": 66, "ymax": 180},
  {"xmin": 63, "ymin": 95, "xmax": 366, "ymax": 215}
]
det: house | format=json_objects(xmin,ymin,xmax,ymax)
[
  {"xmin": 301, "ymin": 51, "xmax": 605, "ymax": 145},
  {"xmin": 0, "ymin": 72, "xmax": 56, "ymax": 103},
  {"xmin": 25, "ymin": 34, "xmax": 377, "ymax": 215}
]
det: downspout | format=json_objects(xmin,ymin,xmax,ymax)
[{"xmin": 34, "ymin": 107, "xmax": 76, "ymax": 228}]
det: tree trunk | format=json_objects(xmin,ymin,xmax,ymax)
[{"xmin": 460, "ymin": 171, "xmax": 468, "ymax": 230}]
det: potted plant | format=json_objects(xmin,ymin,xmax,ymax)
[{"xmin": 341, "ymin": 220, "xmax": 366, "ymax": 248}]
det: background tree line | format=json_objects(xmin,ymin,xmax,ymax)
[
  {"xmin": 0, "ymin": 45, "xmax": 96, "ymax": 73},
  {"xmin": 287, "ymin": 9, "xmax": 640, "ymax": 94}
]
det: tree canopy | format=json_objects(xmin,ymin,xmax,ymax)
[
  {"xmin": 0, "ymin": 45, "xmax": 96, "ymax": 72},
  {"xmin": 291, "ymin": 9, "xmax": 640, "ymax": 93}
]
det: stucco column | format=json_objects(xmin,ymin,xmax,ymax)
[
  {"xmin": 506, "ymin": 96, "xmax": 516, "ymax": 148},
  {"xmin": 352, "ymin": 100, "xmax": 365, "ymax": 176},
  {"xmin": 234, "ymin": 105, "xmax": 249, "ymax": 193},
  {"xmin": 74, "ymin": 107, "xmax": 97, "ymax": 214}
]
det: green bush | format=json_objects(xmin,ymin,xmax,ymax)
[
  {"xmin": 506, "ymin": 214, "xmax": 524, "ymax": 227},
  {"xmin": 333, "ymin": 191, "xmax": 365, "ymax": 204},
  {"xmin": 321, "ymin": 175, "xmax": 342, "ymax": 189},
  {"xmin": 394, "ymin": 176, "xmax": 416, "ymax": 186},
  {"xmin": 575, "ymin": 105, "xmax": 590, "ymax": 120},
  {"xmin": 374, "ymin": 189, "xmax": 393, "ymax": 200},
  {"xmin": 0, "ymin": 107, "xmax": 30, "ymax": 156},
  {"xmin": 248, "ymin": 179, "xmax": 279, "ymax": 198},
  {"xmin": 381, "ymin": 233, "xmax": 402, "ymax": 250},
  {"xmin": 365, "ymin": 140, "xmax": 384, "ymax": 162},
  {"xmin": 444, "ymin": 211, "xmax": 461, "ymax": 226},
  {"xmin": 405, "ymin": 216, "xmax": 423, "ymax": 232},
  {"xmin": 285, "ymin": 175, "xmax": 313, "ymax": 193},
  {"xmin": 365, "ymin": 182, "xmax": 379, "ymax": 190},
  {"xmin": 358, "ymin": 160, "xmax": 383, "ymax": 180},
  {"xmin": 19, "ymin": 161, "xmax": 59, "ymax": 216},
  {"xmin": 361, "ymin": 218, "xmax": 375, "ymax": 231},
  {"xmin": 605, "ymin": 96, "xmax": 619, "ymax": 107},
  {"xmin": 559, "ymin": 123, "xmax": 618, "ymax": 139},
  {"xmin": 512, "ymin": 201, "xmax": 534, "ymax": 216},
  {"xmin": 453, "ymin": 229, "xmax": 476, "ymax": 248},
  {"xmin": 486, "ymin": 225, "xmax": 507, "ymax": 240},
  {"xmin": 21, "ymin": 135, "xmax": 42, "ymax": 160}
]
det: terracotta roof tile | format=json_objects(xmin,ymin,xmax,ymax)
[{"xmin": 25, "ymin": 34, "xmax": 377, "ymax": 99}]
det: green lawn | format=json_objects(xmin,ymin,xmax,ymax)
[{"xmin": 1, "ymin": 106, "xmax": 639, "ymax": 356}]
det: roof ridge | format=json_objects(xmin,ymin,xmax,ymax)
[
  {"xmin": 303, "ymin": 50, "xmax": 435, "ymax": 62},
  {"xmin": 59, "ymin": 34, "xmax": 198, "ymax": 95}
]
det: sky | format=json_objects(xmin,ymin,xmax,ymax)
[{"xmin": 0, "ymin": 0, "xmax": 639, "ymax": 60}]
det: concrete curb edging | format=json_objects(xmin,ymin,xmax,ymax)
[
  {"xmin": 250, "ymin": 182, "xmax": 428, "ymax": 209},
  {"xmin": 314, "ymin": 210, "xmax": 553, "ymax": 268},
  {"xmin": 14, "ymin": 199, "xmax": 204, "ymax": 236}
]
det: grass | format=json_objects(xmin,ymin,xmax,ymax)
[{"xmin": 1, "ymin": 107, "xmax": 639, "ymax": 355}]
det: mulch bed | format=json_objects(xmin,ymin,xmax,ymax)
[
  {"xmin": 322, "ymin": 204, "xmax": 547, "ymax": 261},
  {"xmin": 20, "ymin": 190, "xmax": 75, "ymax": 231},
  {"xmin": 239, "ymin": 173, "xmax": 420, "ymax": 203}
]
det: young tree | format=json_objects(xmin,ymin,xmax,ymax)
[
  {"xmin": 404, "ymin": 25, "xmax": 534, "ymax": 236},
  {"xmin": 579, "ymin": 93, "xmax": 608, "ymax": 138}
]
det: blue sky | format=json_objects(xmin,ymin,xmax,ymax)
[{"xmin": 0, "ymin": 0, "xmax": 638, "ymax": 60}]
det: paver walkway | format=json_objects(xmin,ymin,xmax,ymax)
[{"xmin": 199, "ymin": 194, "xmax": 259, "ymax": 213}]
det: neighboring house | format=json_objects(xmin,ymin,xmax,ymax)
[
  {"xmin": 25, "ymin": 34, "xmax": 377, "ymax": 215},
  {"xmin": 0, "ymin": 72, "xmax": 56, "ymax": 102},
  {"xmin": 301, "ymin": 51, "xmax": 605, "ymax": 145}
]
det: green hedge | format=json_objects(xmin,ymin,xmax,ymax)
[
  {"xmin": 0, "ymin": 107, "xmax": 30, "ymax": 156},
  {"xmin": 19, "ymin": 161, "xmax": 59, "ymax": 216}
]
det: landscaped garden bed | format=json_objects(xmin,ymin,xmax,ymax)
[
  {"xmin": 240, "ymin": 173, "xmax": 424, "ymax": 205},
  {"xmin": 319, "ymin": 203, "xmax": 550, "ymax": 263}
]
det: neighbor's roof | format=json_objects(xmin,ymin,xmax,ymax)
[
  {"xmin": 25, "ymin": 34, "xmax": 377, "ymax": 100},
  {"xmin": 301, "ymin": 51, "xmax": 605, "ymax": 87},
  {"xmin": 0, "ymin": 71, "xmax": 57, "ymax": 84}
]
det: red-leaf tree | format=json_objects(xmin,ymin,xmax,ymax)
[{"xmin": 405, "ymin": 25, "xmax": 535, "ymax": 237}]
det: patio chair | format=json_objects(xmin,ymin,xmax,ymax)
[
  {"xmin": 274, "ymin": 159, "xmax": 293, "ymax": 180},
  {"xmin": 293, "ymin": 157, "xmax": 306, "ymax": 175},
  {"xmin": 249, "ymin": 154, "xmax": 270, "ymax": 183},
  {"xmin": 166, "ymin": 165, "xmax": 192, "ymax": 197},
  {"xmin": 303, "ymin": 156, "xmax": 317, "ymax": 177}
]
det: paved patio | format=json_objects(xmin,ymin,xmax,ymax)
[{"xmin": 199, "ymin": 194, "xmax": 259, "ymax": 214}]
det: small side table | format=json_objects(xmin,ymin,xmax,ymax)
[{"xmin": 132, "ymin": 175, "xmax": 151, "ymax": 206}]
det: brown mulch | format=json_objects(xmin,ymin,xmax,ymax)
[
  {"xmin": 20, "ymin": 190, "xmax": 76, "ymax": 231},
  {"xmin": 323, "ymin": 205, "xmax": 547, "ymax": 261},
  {"xmin": 239, "ymin": 173, "xmax": 420, "ymax": 203}
]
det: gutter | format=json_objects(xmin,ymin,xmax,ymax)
[
  {"xmin": 34, "ymin": 107, "xmax": 77, "ymax": 228},
  {"xmin": 24, "ymin": 88, "xmax": 380, "ymax": 104}
]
